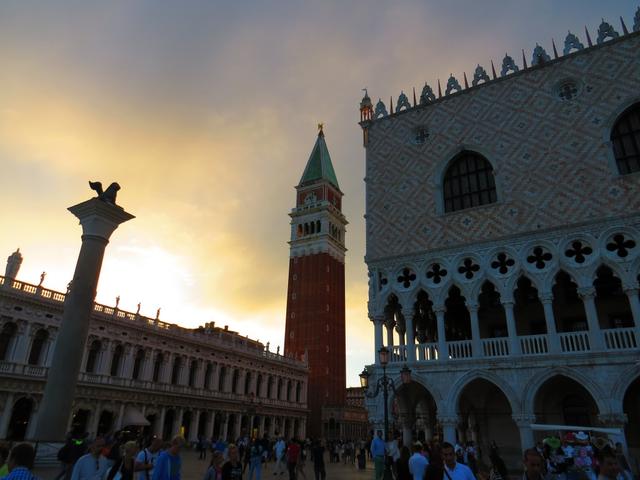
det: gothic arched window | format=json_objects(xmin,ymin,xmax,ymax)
[
  {"xmin": 443, "ymin": 151, "xmax": 497, "ymax": 213},
  {"xmin": 28, "ymin": 329, "xmax": 49, "ymax": 366},
  {"xmin": 85, "ymin": 340, "xmax": 101, "ymax": 373},
  {"xmin": 611, "ymin": 103, "xmax": 640, "ymax": 174}
]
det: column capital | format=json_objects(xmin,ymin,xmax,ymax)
[
  {"xmin": 577, "ymin": 286, "xmax": 595, "ymax": 299},
  {"xmin": 433, "ymin": 305, "xmax": 446, "ymax": 315},
  {"xmin": 466, "ymin": 301, "xmax": 479, "ymax": 313},
  {"xmin": 511, "ymin": 414, "xmax": 537, "ymax": 427},
  {"xmin": 437, "ymin": 414, "xmax": 460, "ymax": 427},
  {"xmin": 538, "ymin": 292, "xmax": 554, "ymax": 304},
  {"xmin": 68, "ymin": 198, "xmax": 135, "ymax": 241},
  {"xmin": 500, "ymin": 299, "xmax": 515, "ymax": 308},
  {"xmin": 623, "ymin": 286, "xmax": 639, "ymax": 296}
]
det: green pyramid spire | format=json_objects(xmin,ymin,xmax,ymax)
[{"xmin": 298, "ymin": 126, "xmax": 340, "ymax": 189}]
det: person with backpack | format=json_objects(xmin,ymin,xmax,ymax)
[
  {"xmin": 106, "ymin": 441, "xmax": 139, "ymax": 480},
  {"xmin": 135, "ymin": 438, "xmax": 163, "ymax": 480}
]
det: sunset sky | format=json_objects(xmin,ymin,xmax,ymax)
[{"xmin": 0, "ymin": 0, "xmax": 634, "ymax": 386}]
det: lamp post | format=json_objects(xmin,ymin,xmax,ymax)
[{"xmin": 360, "ymin": 347, "xmax": 412, "ymax": 480}]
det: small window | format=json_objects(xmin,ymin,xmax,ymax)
[
  {"xmin": 558, "ymin": 81, "xmax": 579, "ymax": 101},
  {"xmin": 414, "ymin": 127, "xmax": 429, "ymax": 144},
  {"xmin": 443, "ymin": 151, "xmax": 497, "ymax": 213},
  {"xmin": 611, "ymin": 103, "xmax": 640, "ymax": 175}
]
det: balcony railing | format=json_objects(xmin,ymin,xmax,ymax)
[
  {"xmin": 0, "ymin": 361, "xmax": 307, "ymax": 409},
  {"xmin": 385, "ymin": 327, "xmax": 639, "ymax": 363}
]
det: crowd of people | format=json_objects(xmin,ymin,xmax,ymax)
[{"xmin": 368, "ymin": 430, "xmax": 636, "ymax": 480}]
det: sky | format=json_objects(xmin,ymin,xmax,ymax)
[{"xmin": 0, "ymin": 0, "xmax": 635, "ymax": 386}]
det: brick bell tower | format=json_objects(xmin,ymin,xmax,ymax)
[{"xmin": 284, "ymin": 125, "xmax": 347, "ymax": 438}]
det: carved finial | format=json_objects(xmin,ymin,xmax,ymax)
[
  {"xmin": 412, "ymin": 87, "xmax": 417, "ymax": 107},
  {"xmin": 597, "ymin": 19, "xmax": 619, "ymax": 44},
  {"xmin": 490, "ymin": 60, "xmax": 497, "ymax": 79},
  {"xmin": 419, "ymin": 84, "xmax": 436, "ymax": 105},
  {"xmin": 374, "ymin": 98, "xmax": 388, "ymax": 118},
  {"xmin": 472, "ymin": 65, "xmax": 490, "ymax": 86},
  {"xmin": 437, "ymin": 79, "xmax": 442, "ymax": 98},
  {"xmin": 445, "ymin": 74, "xmax": 461, "ymax": 95},
  {"xmin": 521, "ymin": 49, "xmax": 528, "ymax": 69},
  {"xmin": 463, "ymin": 72, "xmax": 469, "ymax": 89},
  {"xmin": 396, "ymin": 91, "xmax": 411, "ymax": 113},
  {"xmin": 531, "ymin": 44, "xmax": 551, "ymax": 66},
  {"xmin": 89, "ymin": 181, "xmax": 121, "ymax": 205},
  {"xmin": 564, "ymin": 31, "xmax": 584, "ymax": 55},
  {"xmin": 552, "ymin": 39, "xmax": 559, "ymax": 59},
  {"xmin": 389, "ymin": 96, "xmax": 394, "ymax": 114},
  {"xmin": 585, "ymin": 26, "xmax": 593, "ymax": 47},
  {"xmin": 501, "ymin": 53, "xmax": 519, "ymax": 76}
]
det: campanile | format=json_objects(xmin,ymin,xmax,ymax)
[{"xmin": 284, "ymin": 126, "xmax": 347, "ymax": 438}]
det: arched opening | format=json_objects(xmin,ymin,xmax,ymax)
[
  {"xmin": 623, "ymin": 376, "xmax": 640, "ymax": 461},
  {"xmin": 188, "ymin": 360, "xmax": 198, "ymax": 387},
  {"xmin": 394, "ymin": 381, "xmax": 439, "ymax": 445},
  {"xmin": 85, "ymin": 340, "xmax": 101, "ymax": 374},
  {"xmin": 244, "ymin": 372, "xmax": 252, "ymax": 395},
  {"xmin": 286, "ymin": 380, "xmax": 292, "ymax": 401},
  {"xmin": 316, "ymin": 220, "xmax": 321, "ymax": 233},
  {"xmin": 144, "ymin": 414, "xmax": 156, "ymax": 438},
  {"xmin": 310, "ymin": 222, "xmax": 315, "ymax": 234},
  {"xmin": 198, "ymin": 411, "xmax": 208, "ymax": 437},
  {"xmin": 27, "ymin": 329, "xmax": 49, "ymax": 365},
  {"xmin": 182, "ymin": 411, "xmax": 192, "ymax": 439},
  {"xmin": 132, "ymin": 349, "xmax": 145, "ymax": 380},
  {"xmin": 70, "ymin": 408, "xmax": 90, "ymax": 436},
  {"xmin": 97, "ymin": 410, "xmax": 114, "ymax": 436},
  {"xmin": 444, "ymin": 286, "xmax": 471, "ymax": 341},
  {"xmin": 7, "ymin": 397, "xmax": 33, "ymax": 440},
  {"xmin": 0, "ymin": 322, "xmax": 17, "ymax": 360},
  {"xmin": 267, "ymin": 376, "xmax": 273, "ymax": 398},
  {"xmin": 163, "ymin": 409, "xmax": 175, "ymax": 439},
  {"xmin": 296, "ymin": 382, "xmax": 301, "ymax": 403},
  {"xmin": 457, "ymin": 379, "xmax": 520, "ymax": 470},
  {"xmin": 204, "ymin": 363, "xmax": 213, "ymax": 389},
  {"xmin": 534, "ymin": 375, "xmax": 599, "ymax": 427},
  {"xmin": 593, "ymin": 266, "xmax": 634, "ymax": 329},
  {"xmin": 213, "ymin": 413, "xmax": 223, "ymax": 440},
  {"xmin": 552, "ymin": 271, "xmax": 587, "ymax": 332},
  {"xmin": 413, "ymin": 290, "xmax": 436, "ymax": 344},
  {"xmin": 304, "ymin": 223, "xmax": 309, "ymax": 235},
  {"xmin": 611, "ymin": 102, "xmax": 640, "ymax": 175},
  {"xmin": 478, "ymin": 282, "xmax": 507, "ymax": 338},
  {"xmin": 277, "ymin": 378, "xmax": 283, "ymax": 400},
  {"xmin": 218, "ymin": 366, "xmax": 227, "ymax": 391},
  {"xmin": 443, "ymin": 151, "xmax": 497, "ymax": 213},
  {"xmin": 152, "ymin": 353, "xmax": 163, "ymax": 382},
  {"xmin": 296, "ymin": 225, "xmax": 303, "ymax": 238},
  {"xmin": 514, "ymin": 276, "xmax": 546, "ymax": 335},
  {"xmin": 110, "ymin": 345, "xmax": 123, "ymax": 377},
  {"xmin": 171, "ymin": 357, "xmax": 182, "ymax": 385},
  {"xmin": 231, "ymin": 369, "xmax": 240, "ymax": 394},
  {"xmin": 228, "ymin": 414, "xmax": 237, "ymax": 439},
  {"xmin": 384, "ymin": 294, "xmax": 404, "ymax": 347}
]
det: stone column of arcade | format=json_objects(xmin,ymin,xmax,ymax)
[{"xmin": 34, "ymin": 183, "xmax": 134, "ymax": 441}]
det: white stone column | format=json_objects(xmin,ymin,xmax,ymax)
[
  {"xmin": 259, "ymin": 416, "xmax": 266, "ymax": 437},
  {"xmin": 88, "ymin": 403, "xmax": 103, "ymax": 438},
  {"xmin": 467, "ymin": 302, "xmax": 483, "ymax": 358},
  {"xmin": 155, "ymin": 407, "xmax": 166, "ymax": 438},
  {"xmin": 195, "ymin": 360, "xmax": 205, "ymax": 389},
  {"xmin": 206, "ymin": 411, "xmax": 215, "ymax": 439},
  {"xmin": 624, "ymin": 288, "xmax": 640, "ymax": 339},
  {"xmin": 98, "ymin": 340, "xmax": 112, "ymax": 375},
  {"xmin": 385, "ymin": 323, "xmax": 394, "ymax": 349},
  {"xmin": 221, "ymin": 414, "xmax": 229, "ymax": 441},
  {"xmin": 12, "ymin": 322, "xmax": 32, "ymax": 364},
  {"xmin": 25, "ymin": 402, "xmax": 40, "ymax": 439},
  {"xmin": 116, "ymin": 403, "xmax": 126, "ymax": 429},
  {"xmin": 301, "ymin": 419, "xmax": 306, "ymax": 439},
  {"xmin": 539, "ymin": 293, "xmax": 561, "ymax": 353},
  {"xmin": 212, "ymin": 364, "xmax": 220, "ymax": 391},
  {"xmin": 578, "ymin": 287, "xmax": 605, "ymax": 350},
  {"xmin": 44, "ymin": 330, "xmax": 57, "ymax": 367},
  {"xmin": 161, "ymin": 353, "xmax": 173, "ymax": 383},
  {"xmin": 373, "ymin": 316, "xmax": 384, "ymax": 364},
  {"xmin": 402, "ymin": 307, "xmax": 416, "ymax": 362},
  {"xmin": 0, "ymin": 393, "xmax": 15, "ymax": 438},
  {"xmin": 501, "ymin": 300, "xmax": 521, "ymax": 355},
  {"xmin": 438, "ymin": 415, "xmax": 458, "ymax": 444},
  {"xmin": 513, "ymin": 414, "xmax": 537, "ymax": 453},
  {"xmin": 435, "ymin": 307, "xmax": 447, "ymax": 360},
  {"xmin": 173, "ymin": 408, "xmax": 184, "ymax": 437},
  {"xmin": 121, "ymin": 345, "xmax": 135, "ymax": 379},
  {"xmin": 268, "ymin": 416, "xmax": 275, "ymax": 437},
  {"xmin": 141, "ymin": 350, "xmax": 154, "ymax": 381},
  {"xmin": 178, "ymin": 357, "xmax": 189, "ymax": 386}
]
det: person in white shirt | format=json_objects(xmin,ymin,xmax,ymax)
[
  {"xmin": 70, "ymin": 438, "xmax": 110, "ymax": 480},
  {"xmin": 134, "ymin": 438, "xmax": 162, "ymax": 480},
  {"xmin": 442, "ymin": 442, "xmax": 476, "ymax": 480},
  {"xmin": 273, "ymin": 437, "xmax": 287, "ymax": 476},
  {"xmin": 408, "ymin": 443, "xmax": 429, "ymax": 480}
]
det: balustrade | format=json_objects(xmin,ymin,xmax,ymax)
[
  {"xmin": 482, "ymin": 337, "xmax": 510, "ymax": 357},
  {"xmin": 447, "ymin": 340, "xmax": 473, "ymax": 359},
  {"xmin": 520, "ymin": 334, "xmax": 548, "ymax": 355},
  {"xmin": 559, "ymin": 331, "xmax": 590, "ymax": 352},
  {"xmin": 415, "ymin": 343, "xmax": 438, "ymax": 361},
  {"xmin": 603, "ymin": 328, "xmax": 637, "ymax": 350}
]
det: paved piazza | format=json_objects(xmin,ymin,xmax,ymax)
[{"xmin": 33, "ymin": 448, "xmax": 373, "ymax": 480}]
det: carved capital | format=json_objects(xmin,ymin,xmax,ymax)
[
  {"xmin": 437, "ymin": 414, "xmax": 460, "ymax": 427},
  {"xmin": 598, "ymin": 413, "xmax": 628, "ymax": 427},
  {"xmin": 511, "ymin": 414, "xmax": 537, "ymax": 427},
  {"xmin": 623, "ymin": 286, "xmax": 639, "ymax": 296},
  {"xmin": 538, "ymin": 292, "xmax": 554, "ymax": 304},
  {"xmin": 433, "ymin": 305, "xmax": 446, "ymax": 315},
  {"xmin": 577, "ymin": 287, "xmax": 595, "ymax": 299},
  {"xmin": 466, "ymin": 302, "xmax": 479, "ymax": 313}
]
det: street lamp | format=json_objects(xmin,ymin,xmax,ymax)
[{"xmin": 359, "ymin": 347, "xmax": 412, "ymax": 480}]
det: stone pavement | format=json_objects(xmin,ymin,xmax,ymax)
[{"xmin": 34, "ymin": 449, "xmax": 375, "ymax": 480}]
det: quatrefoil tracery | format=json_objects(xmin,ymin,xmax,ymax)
[
  {"xmin": 606, "ymin": 234, "xmax": 636, "ymax": 258},
  {"xmin": 527, "ymin": 246, "xmax": 553, "ymax": 269},
  {"xmin": 426, "ymin": 264, "xmax": 448, "ymax": 284},
  {"xmin": 565, "ymin": 240, "xmax": 593, "ymax": 264},
  {"xmin": 491, "ymin": 252, "xmax": 515, "ymax": 274},
  {"xmin": 397, "ymin": 268, "xmax": 416, "ymax": 288},
  {"xmin": 458, "ymin": 258, "xmax": 480, "ymax": 279}
]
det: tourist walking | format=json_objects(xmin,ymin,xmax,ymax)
[
  {"xmin": 222, "ymin": 445, "xmax": 243, "ymax": 480},
  {"xmin": 396, "ymin": 446, "xmax": 411, "ymax": 480},
  {"xmin": 442, "ymin": 442, "xmax": 476, "ymax": 480},
  {"xmin": 273, "ymin": 438, "xmax": 286, "ymax": 476},
  {"xmin": 286, "ymin": 440, "xmax": 300, "ymax": 480},
  {"xmin": 522, "ymin": 449, "xmax": 545, "ymax": 480},
  {"xmin": 135, "ymin": 438, "xmax": 163, "ymax": 480},
  {"xmin": 247, "ymin": 439, "xmax": 265, "ymax": 480},
  {"xmin": 70, "ymin": 438, "xmax": 110, "ymax": 480},
  {"xmin": 152, "ymin": 436, "xmax": 184, "ymax": 480},
  {"xmin": 408, "ymin": 443, "xmax": 428, "ymax": 480},
  {"xmin": 203, "ymin": 451, "xmax": 224, "ymax": 480},
  {"xmin": 106, "ymin": 441, "xmax": 139, "ymax": 480},
  {"xmin": 310, "ymin": 440, "xmax": 325, "ymax": 480},
  {"xmin": 1, "ymin": 443, "xmax": 40, "ymax": 480},
  {"xmin": 370, "ymin": 431, "xmax": 386, "ymax": 480}
]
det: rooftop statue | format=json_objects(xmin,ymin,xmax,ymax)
[{"xmin": 89, "ymin": 181, "xmax": 121, "ymax": 206}]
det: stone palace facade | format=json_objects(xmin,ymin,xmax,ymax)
[
  {"xmin": 359, "ymin": 8, "xmax": 640, "ymax": 469},
  {"xmin": 0, "ymin": 251, "xmax": 308, "ymax": 442}
]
